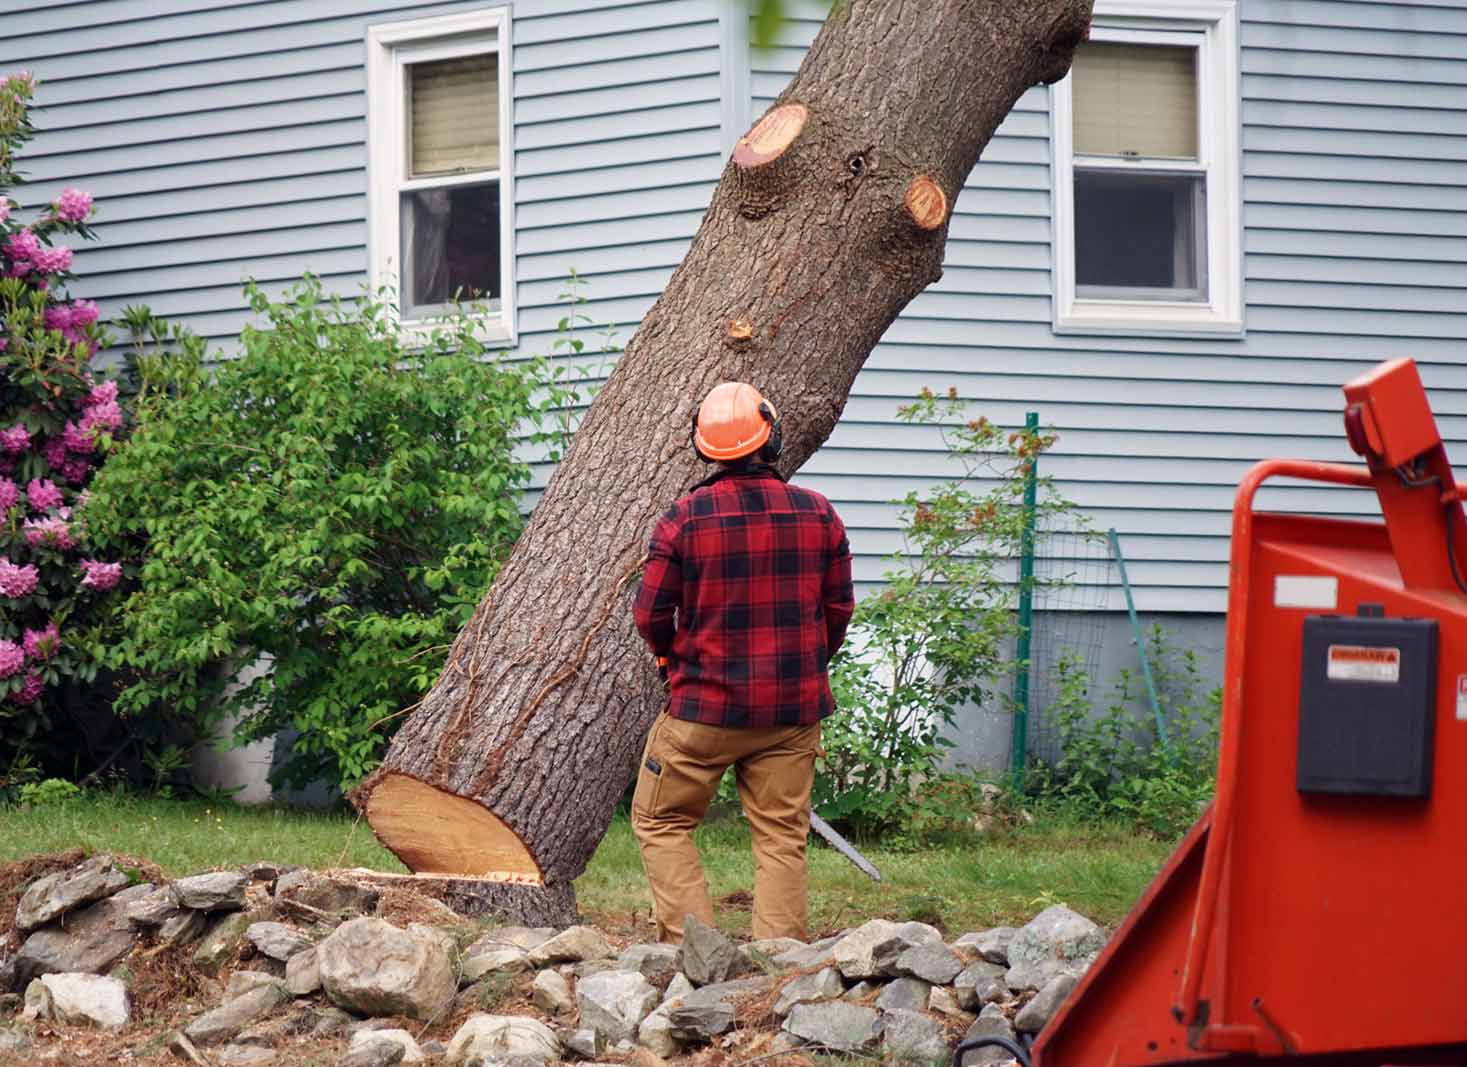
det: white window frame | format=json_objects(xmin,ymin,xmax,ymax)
[
  {"xmin": 366, "ymin": 8, "xmax": 515, "ymax": 348},
  {"xmin": 1049, "ymin": 0, "xmax": 1241, "ymax": 337}
]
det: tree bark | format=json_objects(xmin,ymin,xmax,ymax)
[{"xmin": 354, "ymin": 0, "xmax": 1092, "ymax": 924}]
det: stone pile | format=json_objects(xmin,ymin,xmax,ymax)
[{"xmin": 0, "ymin": 853, "xmax": 1107, "ymax": 1065}]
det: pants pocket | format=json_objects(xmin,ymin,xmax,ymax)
[{"xmin": 632, "ymin": 716, "xmax": 668, "ymax": 820}]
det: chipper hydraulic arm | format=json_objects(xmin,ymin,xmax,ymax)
[{"xmin": 959, "ymin": 358, "xmax": 1467, "ymax": 1067}]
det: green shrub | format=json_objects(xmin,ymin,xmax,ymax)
[
  {"xmin": 86, "ymin": 277, "xmax": 565, "ymax": 790},
  {"xmin": 1029, "ymin": 625, "xmax": 1220, "ymax": 838},
  {"xmin": 18, "ymin": 777, "xmax": 81, "ymax": 806},
  {"xmin": 814, "ymin": 388, "xmax": 1066, "ymax": 838}
]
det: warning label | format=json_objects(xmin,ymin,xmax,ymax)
[{"xmin": 1327, "ymin": 644, "xmax": 1401, "ymax": 684}]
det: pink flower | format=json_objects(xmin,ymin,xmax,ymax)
[
  {"xmin": 0, "ymin": 640, "xmax": 23, "ymax": 679},
  {"xmin": 0, "ymin": 199, "xmax": 9, "ymax": 224},
  {"xmin": 79, "ymin": 560, "xmax": 121, "ymax": 591},
  {"xmin": 44, "ymin": 304, "xmax": 73, "ymax": 332},
  {"xmin": 51, "ymin": 187, "xmax": 93, "ymax": 223},
  {"xmin": 11, "ymin": 671, "xmax": 43, "ymax": 705},
  {"xmin": 23, "ymin": 623, "xmax": 59, "ymax": 661},
  {"xmin": 85, "ymin": 380, "xmax": 117, "ymax": 407},
  {"xmin": 5, "ymin": 71, "xmax": 35, "ymax": 93},
  {"xmin": 62, "ymin": 420, "xmax": 95, "ymax": 454},
  {"xmin": 27, "ymin": 478, "xmax": 63, "ymax": 511},
  {"xmin": 70, "ymin": 300, "xmax": 99, "ymax": 327},
  {"xmin": 0, "ymin": 337, "xmax": 7, "ymax": 351},
  {"xmin": 4, "ymin": 229, "xmax": 39, "ymax": 261},
  {"xmin": 0, "ymin": 478, "xmax": 16, "ymax": 510},
  {"xmin": 81, "ymin": 401, "xmax": 122, "ymax": 434},
  {"xmin": 23, "ymin": 516, "xmax": 73, "ymax": 549},
  {"xmin": 60, "ymin": 456, "xmax": 91, "ymax": 483},
  {"xmin": 0, "ymin": 559, "xmax": 39, "ymax": 597},
  {"xmin": 30, "ymin": 246, "xmax": 72, "ymax": 274},
  {"xmin": 42, "ymin": 437, "xmax": 67, "ymax": 469},
  {"xmin": 0, "ymin": 425, "xmax": 29, "ymax": 454}
]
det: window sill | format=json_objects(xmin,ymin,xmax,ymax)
[
  {"xmin": 1054, "ymin": 298, "xmax": 1243, "ymax": 339},
  {"xmin": 398, "ymin": 312, "xmax": 516, "ymax": 351}
]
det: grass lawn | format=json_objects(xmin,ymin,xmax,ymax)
[{"xmin": 0, "ymin": 791, "xmax": 1175, "ymax": 935}]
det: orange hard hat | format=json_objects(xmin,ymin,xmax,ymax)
[{"xmin": 692, "ymin": 382, "xmax": 781, "ymax": 463}]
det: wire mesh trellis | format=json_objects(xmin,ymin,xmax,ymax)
[{"xmin": 1022, "ymin": 509, "xmax": 1119, "ymax": 767}]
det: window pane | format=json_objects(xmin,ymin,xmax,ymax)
[
  {"xmin": 1074, "ymin": 169, "xmax": 1206, "ymax": 298},
  {"xmin": 401, "ymin": 180, "xmax": 501, "ymax": 317},
  {"xmin": 1073, "ymin": 42, "xmax": 1197, "ymax": 159},
  {"xmin": 409, "ymin": 52, "xmax": 499, "ymax": 177}
]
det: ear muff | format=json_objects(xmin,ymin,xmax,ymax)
[{"xmin": 757, "ymin": 401, "xmax": 783, "ymax": 463}]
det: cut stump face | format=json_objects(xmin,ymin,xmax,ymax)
[
  {"xmin": 366, "ymin": 773, "xmax": 542, "ymax": 882},
  {"xmin": 732, "ymin": 104, "xmax": 810, "ymax": 168}
]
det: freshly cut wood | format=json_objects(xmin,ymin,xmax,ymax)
[
  {"xmin": 356, "ymin": 0, "xmax": 1094, "ymax": 925},
  {"xmin": 328, "ymin": 869, "xmax": 576, "ymax": 926},
  {"xmin": 904, "ymin": 176, "xmax": 948, "ymax": 230},
  {"xmin": 731, "ymin": 103, "xmax": 809, "ymax": 168}
]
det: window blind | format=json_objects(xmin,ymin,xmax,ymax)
[
  {"xmin": 409, "ymin": 52, "xmax": 499, "ymax": 177},
  {"xmin": 1072, "ymin": 42, "xmax": 1197, "ymax": 159}
]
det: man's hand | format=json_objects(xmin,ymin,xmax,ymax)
[{"xmin": 656, "ymin": 656, "xmax": 670, "ymax": 686}]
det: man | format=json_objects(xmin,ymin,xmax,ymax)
[{"xmin": 631, "ymin": 381, "xmax": 855, "ymax": 943}]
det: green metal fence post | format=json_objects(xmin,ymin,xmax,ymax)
[
  {"xmin": 1010, "ymin": 411, "xmax": 1039, "ymax": 787},
  {"xmin": 1107, "ymin": 527, "xmax": 1170, "ymax": 752}
]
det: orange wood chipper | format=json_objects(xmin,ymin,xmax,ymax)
[{"xmin": 958, "ymin": 358, "xmax": 1467, "ymax": 1067}]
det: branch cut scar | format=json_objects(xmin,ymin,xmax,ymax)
[
  {"xmin": 732, "ymin": 103, "xmax": 808, "ymax": 168},
  {"xmin": 904, "ymin": 176, "xmax": 948, "ymax": 231}
]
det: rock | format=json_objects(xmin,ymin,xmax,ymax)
[
  {"xmin": 0, "ymin": 957, "xmax": 14, "ymax": 994},
  {"xmin": 954, "ymin": 928, "xmax": 1018, "ymax": 967},
  {"xmin": 842, "ymin": 980, "xmax": 878, "ymax": 1002},
  {"xmin": 954, "ymin": 960, "xmax": 1008, "ymax": 1010},
  {"xmin": 617, "ymin": 943, "xmax": 679, "ymax": 980},
  {"xmin": 194, "ymin": 912, "xmax": 254, "ymax": 975},
  {"xmin": 564, "ymin": 1026, "xmax": 605, "ymax": 1060},
  {"xmin": 245, "ymin": 862, "xmax": 291, "ymax": 884},
  {"xmin": 460, "ymin": 934, "xmax": 535, "ymax": 984},
  {"xmin": 312, "ymin": 1005, "xmax": 354, "ymax": 1036},
  {"xmin": 961, "ymin": 1006, "xmax": 1019, "ymax": 1065},
  {"xmin": 637, "ymin": 1008, "xmax": 680, "ymax": 1057},
  {"xmin": 677, "ymin": 915, "xmax": 743, "ymax": 986},
  {"xmin": 832, "ymin": 919, "xmax": 941, "ymax": 980},
  {"xmin": 572, "ymin": 958, "xmax": 622, "ymax": 979},
  {"xmin": 275, "ymin": 871, "xmax": 380, "ymax": 924},
  {"xmin": 287, "ymin": 946, "xmax": 322, "ymax": 996},
  {"xmin": 342, "ymin": 1041, "xmax": 405, "ymax": 1067},
  {"xmin": 159, "ymin": 909, "xmax": 207, "ymax": 947},
  {"xmin": 214, "ymin": 1045, "xmax": 277, "ymax": 1067},
  {"xmin": 167, "ymin": 1031, "xmax": 210, "ymax": 1067},
  {"xmin": 1015, "ymin": 971, "xmax": 1078, "ymax": 1033},
  {"xmin": 14, "ymin": 883, "xmax": 151, "ymax": 986},
  {"xmin": 421, "ymin": 1040, "xmax": 447, "ymax": 1058},
  {"xmin": 667, "ymin": 976, "xmax": 771, "ymax": 1041},
  {"xmin": 742, "ymin": 937, "xmax": 805, "ymax": 967},
  {"xmin": 246, "ymin": 921, "xmax": 313, "ymax": 961},
  {"xmin": 0, "ymin": 991, "xmax": 18, "ymax": 1014},
  {"xmin": 876, "ymin": 977, "xmax": 931, "ymax": 1012},
  {"xmin": 577, "ymin": 968, "xmax": 660, "ymax": 1044},
  {"xmin": 446, "ymin": 1013, "xmax": 560, "ymax": 1065},
  {"xmin": 0, "ymin": 1027, "xmax": 31, "ymax": 1054},
  {"xmin": 125, "ymin": 886, "xmax": 181, "ymax": 928},
  {"xmin": 661, "ymin": 973, "xmax": 694, "ymax": 1004},
  {"xmin": 529, "ymin": 925, "xmax": 613, "ymax": 966},
  {"xmin": 171, "ymin": 871, "xmax": 249, "ymax": 912},
  {"xmin": 1004, "ymin": 907, "xmax": 1105, "ymax": 991},
  {"xmin": 21, "ymin": 978, "xmax": 50, "ymax": 1020},
  {"xmin": 225, "ymin": 970, "xmax": 284, "ymax": 1000},
  {"xmin": 532, "ymin": 968, "xmax": 575, "ymax": 1016},
  {"xmin": 349, "ymin": 1027, "xmax": 425, "ymax": 1065},
  {"xmin": 184, "ymin": 982, "xmax": 291, "ymax": 1046},
  {"xmin": 929, "ymin": 985, "xmax": 965, "ymax": 1017},
  {"xmin": 318, "ymin": 917, "xmax": 456, "ymax": 1021},
  {"xmin": 772, "ymin": 967, "xmax": 844, "ymax": 1017},
  {"xmin": 896, "ymin": 942, "xmax": 963, "ymax": 985},
  {"xmin": 772, "ymin": 934, "xmax": 842, "ymax": 970},
  {"xmin": 15, "ymin": 855, "xmax": 131, "ymax": 933},
  {"xmin": 782, "ymin": 1000, "xmax": 881, "ymax": 1052},
  {"xmin": 883, "ymin": 1008, "xmax": 950, "ymax": 1063}
]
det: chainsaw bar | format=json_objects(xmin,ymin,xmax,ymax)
[{"xmin": 809, "ymin": 811, "xmax": 882, "ymax": 882}]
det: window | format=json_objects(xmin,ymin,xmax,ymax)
[
  {"xmin": 1050, "ymin": 1, "xmax": 1240, "ymax": 336},
  {"xmin": 367, "ymin": 9, "xmax": 514, "ymax": 344}
]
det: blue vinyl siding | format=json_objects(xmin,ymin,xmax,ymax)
[{"xmin": 2, "ymin": 0, "xmax": 1465, "ymax": 611}]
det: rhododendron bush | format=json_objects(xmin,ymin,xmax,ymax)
[{"xmin": 0, "ymin": 72, "xmax": 127, "ymax": 767}]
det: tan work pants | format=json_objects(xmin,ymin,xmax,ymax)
[{"xmin": 631, "ymin": 713, "xmax": 819, "ymax": 943}]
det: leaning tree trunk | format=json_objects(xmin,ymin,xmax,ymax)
[{"xmin": 354, "ymin": 0, "xmax": 1092, "ymax": 924}]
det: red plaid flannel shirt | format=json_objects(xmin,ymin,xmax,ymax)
[{"xmin": 632, "ymin": 467, "xmax": 855, "ymax": 727}]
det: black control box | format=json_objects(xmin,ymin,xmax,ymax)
[{"xmin": 1296, "ymin": 610, "xmax": 1438, "ymax": 798}]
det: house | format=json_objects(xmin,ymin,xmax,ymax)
[{"xmin": 2, "ymin": 0, "xmax": 1464, "ymax": 769}]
